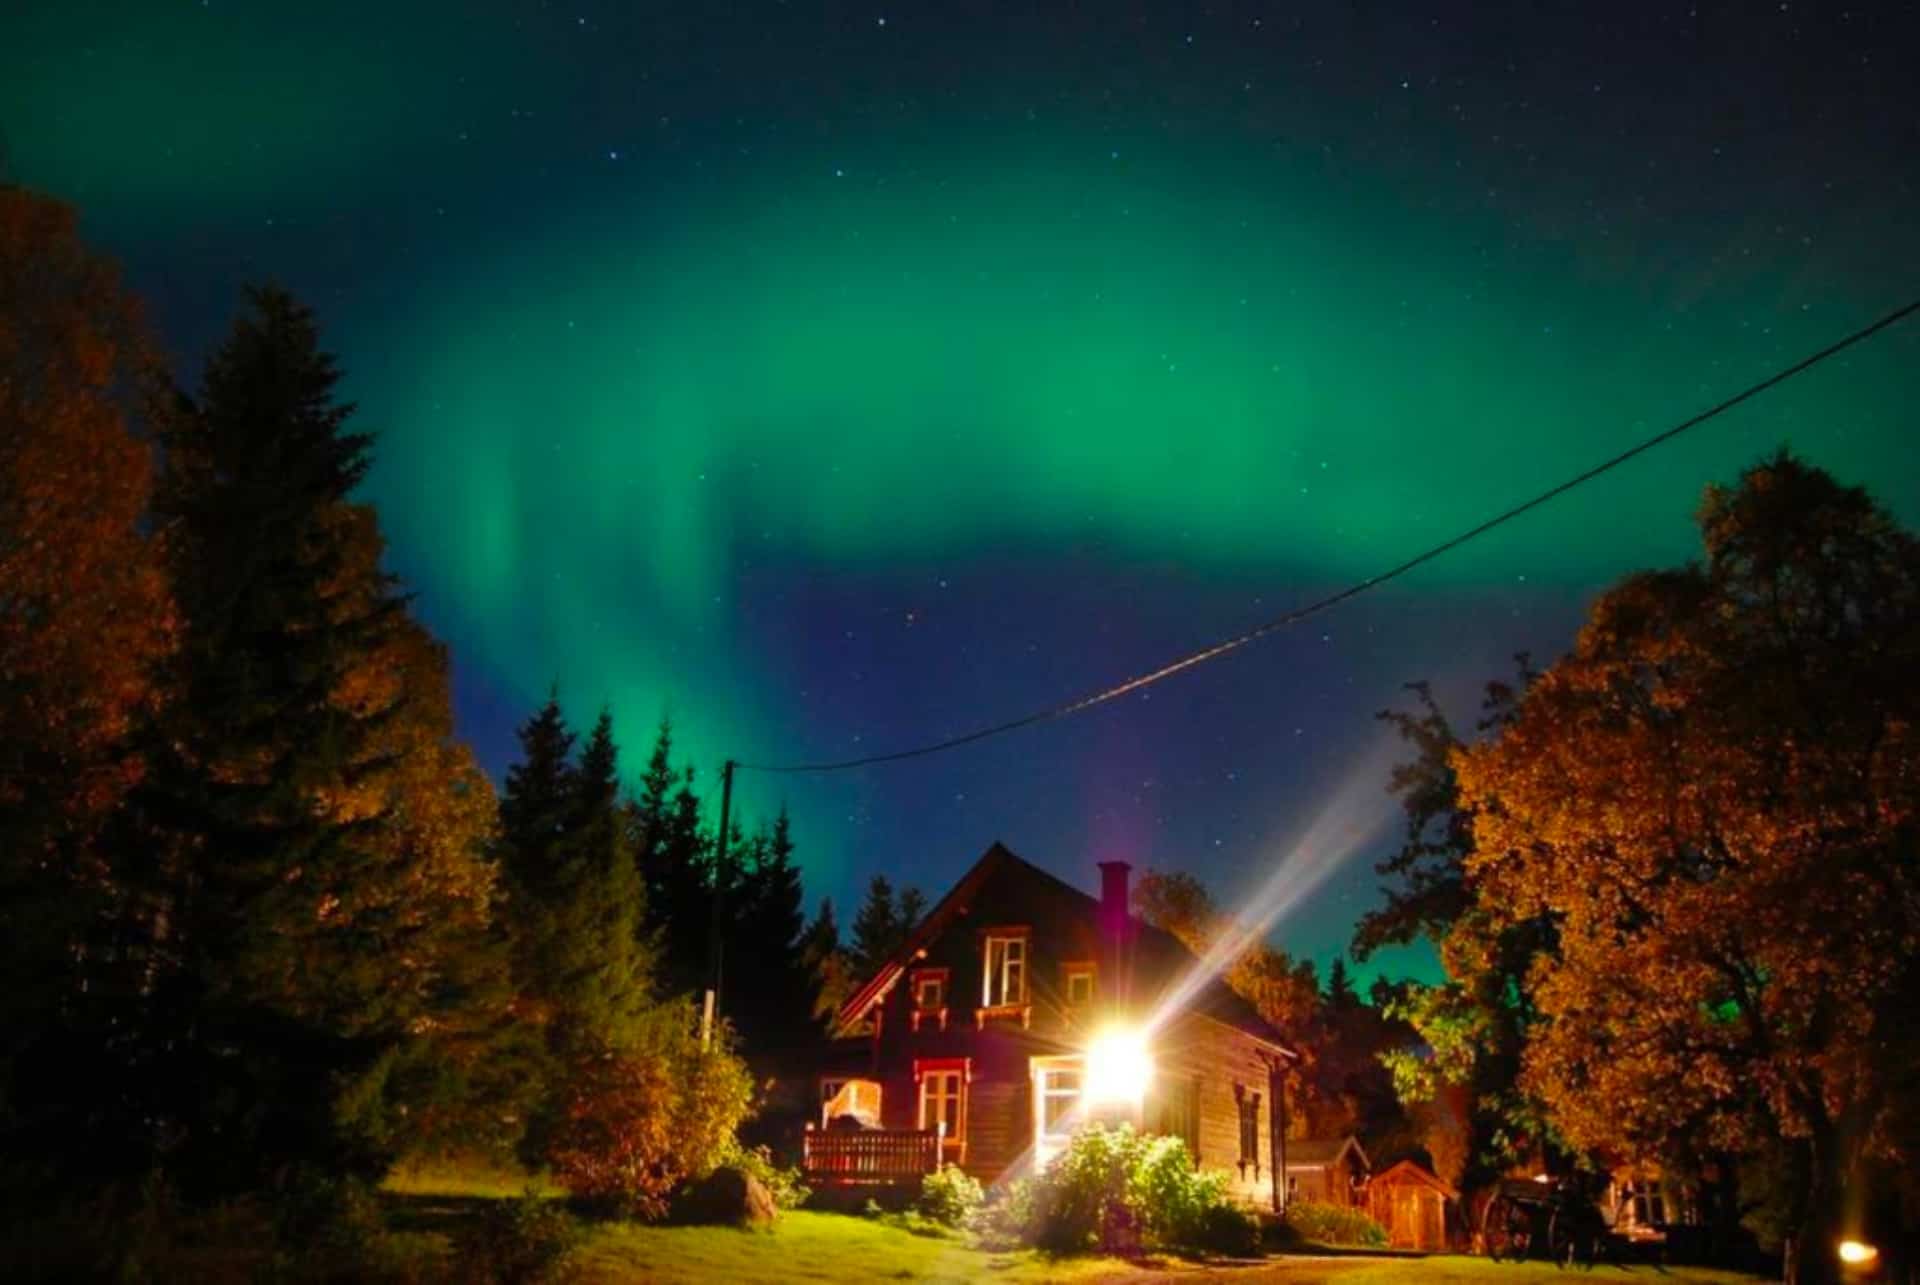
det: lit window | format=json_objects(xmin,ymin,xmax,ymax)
[
  {"xmin": 918, "ymin": 1066, "xmax": 966, "ymax": 1159},
  {"xmin": 1064, "ymin": 963, "xmax": 1096, "ymax": 1007},
  {"xmin": 1034, "ymin": 1060, "xmax": 1083, "ymax": 1154},
  {"xmin": 913, "ymin": 971, "xmax": 946, "ymax": 1012},
  {"xmin": 1234, "ymin": 1083, "xmax": 1261, "ymax": 1177},
  {"xmin": 983, "ymin": 933, "xmax": 1028, "ymax": 1007}
]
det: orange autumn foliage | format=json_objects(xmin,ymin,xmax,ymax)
[
  {"xmin": 0, "ymin": 188, "xmax": 172, "ymax": 851},
  {"xmin": 1450, "ymin": 454, "xmax": 1920, "ymax": 1266}
]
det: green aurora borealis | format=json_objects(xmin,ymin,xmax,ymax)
[{"xmin": 8, "ymin": 1, "xmax": 1917, "ymax": 976}]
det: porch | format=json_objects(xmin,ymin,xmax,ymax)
[{"xmin": 801, "ymin": 1125, "xmax": 945, "ymax": 1186}]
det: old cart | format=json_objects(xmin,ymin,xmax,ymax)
[{"xmin": 1481, "ymin": 1176, "xmax": 1617, "ymax": 1268}]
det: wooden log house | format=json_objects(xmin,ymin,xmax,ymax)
[{"xmin": 805, "ymin": 842, "xmax": 1300, "ymax": 1207}]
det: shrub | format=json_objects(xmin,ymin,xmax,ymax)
[
  {"xmin": 458, "ymin": 1187, "xmax": 580, "ymax": 1284},
  {"xmin": 1022, "ymin": 1124, "xmax": 1257, "ymax": 1257},
  {"xmin": 1032, "ymin": 1123, "xmax": 1148, "ymax": 1253},
  {"xmin": 967, "ymin": 1176, "xmax": 1036, "ymax": 1250},
  {"xmin": 916, "ymin": 1164, "xmax": 985, "ymax": 1227},
  {"xmin": 1284, "ymin": 1199, "xmax": 1388, "ymax": 1247},
  {"xmin": 1193, "ymin": 1201, "xmax": 1262, "ymax": 1256},
  {"xmin": 542, "ymin": 1010, "xmax": 753, "ymax": 1218},
  {"xmin": 714, "ymin": 1140, "xmax": 810, "ymax": 1211}
]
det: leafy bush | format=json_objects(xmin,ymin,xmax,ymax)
[
  {"xmin": 543, "ymin": 1009, "xmax": 753, "ymax": 1218},
  {"xmin": 1022, "ymin": 1124, "xmax": 1257, "ymax": 1257},
  {"xmin": 917, "ymin": 1164, "xmax": 985, "ymax": 1227},
  {"xmin": 1193, "ymin": 1201, "xmax": 1263, "ymax": 1256},
  {"xmin": 714, "ymin": 1139, "xmax": 810, "ymax": 1211},
  {"xmin": 967, "ymin": 1176, "xmax": 1035, "ymax": 1250},
  {"xmin": 1032, "ymin": 1123, "xmax": 1147, "ymax": 1253},
  {"xmin": 1127, "ymin": 1135, "xmax": 1257, "ymax": 1254},
  {"xmin": 458, "ymin": 1187, "xmax": 580, "ymax": 1284},
  {"xmin": 1284, "ymin": 1199, "xmax": 1388, "ymax": 1247}
]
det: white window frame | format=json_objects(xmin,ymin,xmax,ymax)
[
  {"xmin": 918, "ymin": 1068, "xmax": 966, "ymax": 1159},
  {"xmin": 983, "ymin": 932, "xmax": 1029, "ymax": 1007},
  {"xmin": 1064, "ymin": 962, "xmax": 1096, "ymax": 1007},
  {"xmin": 915, "ymin": 973, "xmax": 946, "ymax": 1011},
  {"xmin": 1030, "ymin": 1055, "xmax": 1085, "ymax": 1168}
]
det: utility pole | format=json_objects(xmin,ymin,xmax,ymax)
[{"xmin": 701, "ymin": 758, "xmax": 736, "ymax": 1050}]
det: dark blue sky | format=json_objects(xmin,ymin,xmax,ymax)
[{"xmin": 6, "ymin": 0, "xmax": 1917, "ymax": 985}]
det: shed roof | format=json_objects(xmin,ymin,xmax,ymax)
[
  {"xmin": 1369, "ymin": 1158, "xmax": 1459, "ymax": 1200},
  {"xmin": 1284, "ymin": 1134, "xmax": 1369, "ymax": 1171}
]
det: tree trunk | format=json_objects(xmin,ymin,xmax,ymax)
[{"xmin": 1786, "ymin": 1119, "xmax": 1847, "ymax": 1285}]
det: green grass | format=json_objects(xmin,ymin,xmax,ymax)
[
  {"xmin": 560, "ymin": 1211, "xmax": 1161, "ymax": 1284},
  {"xmin": 375, "ymin": 1166, "xmax": 1767, "ymax": 1284},
  {"xmin": 382, "ymin": 1154, "xmax": 564, "ymax": 1200},
  {"xmin": 1246, "ymin": 1256, "xmax": 1763, "ymax": 1284}
]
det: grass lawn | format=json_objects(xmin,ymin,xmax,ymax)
[
  {"xmin": 562, "ymin": 1211, "xmax": 1160, "ymax": 1284},
  {"xmin": 377, "ymin": 1169, "xmax": 1770, "ymax": 1284},
  {"xmin": 1222, "ymin": 1256, "xmax": 1765, "ymax": 1284}
]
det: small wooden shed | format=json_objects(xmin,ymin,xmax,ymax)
[
  {"xmin": 1284, "ymin": 1135, "xmax": 1369, "ymax": 1208},
  {"xmin": 1367, "ymin": 1158, "xmax": 1457, "ymax": 1250}
]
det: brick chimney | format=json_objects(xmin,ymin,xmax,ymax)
[
  {"xmin": 1097, "ymin": 860, "xmax": 1133, "ymax": 1010},
  {"xmin": 1097, "ymin": 860, "xmax": 1131, "ymax": 930}
]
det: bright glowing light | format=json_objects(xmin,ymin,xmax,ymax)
[
  {"xmin": 1084, "ymin": 1026, "xmax": 1153, "ymax": 1106},
  {"xmin": 1139, "ymin": 736, "xmax": 1400, "ymax": 1041},
  {"xmin": 1838, "ymin": 1240, "xmax": 1879, "ymax": 1266}
]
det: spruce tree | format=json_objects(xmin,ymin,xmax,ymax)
[
  {"xmin": 658, "ymin": 766, "xmax": 712, "ymax": 994},
  {"xmin": 148, "ymin": 286, "xmax": 498, "ymax": 1193},
  {"xmin": 800, "ymin": 897, "xmax": 854, "ymax": 1027},
  {"xmin": 726, "ymin": 807, "xmax": 811, "ymax": 1051},
  {"xmin": 850, "ymin": 875, "xmax": 900, "ymax": 976},
  {"xmin": 1326, "ymin": 956, "xmax": 1358, "ymax": 1010},
  {"xmin": 562, "ymin": 708, "xmax": 654, "ymax": 1047},
  {"xmin": 500, "ymin": 691, "xmax": 576, "ymax": 900},
  {"xmin": 629, "ymin": 721, "xmax": 711, "ymax": 995},
  {"xmin": 501, "ymin": 703, "xmax": 655, "ymax": 1050},
  {"xmin": 897, "ymin": 886, "xmax": 928, "ymax": 937}
]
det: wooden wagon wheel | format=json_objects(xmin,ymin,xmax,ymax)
[{"xmin": 1483, "ymin": 1194, "xmax": 1534, "ymax": 1262}]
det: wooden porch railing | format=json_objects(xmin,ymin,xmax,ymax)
[{"xmin": 802, "ymin": 1125, "xmax": 943, "ymax": 1185}]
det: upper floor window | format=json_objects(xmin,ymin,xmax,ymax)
[
  {"xmin": 1063, "ymin": 962, "xmax": 1096, "ymax": 1007},
  {"xmin": 982, "ymin": 931, "xmax": 1028, "ymax": 1007},
  {"xmin": 912, "ymin": 968, "xmax": 947, "ymax": 1012}
]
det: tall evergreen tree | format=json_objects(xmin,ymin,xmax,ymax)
[
  {"xmin": 500, "ymin": 702, "xmax": 657, "ymax": 1047},
  {"xmin": 499, "ymin": 691, "xmax": 576, "ymax": 900},
  {"xmin": 500, "ymin": 703, "xmax": 659, "ymax": 1165},
  {"xmin": 146, "ymin": 286, "xmax": 499, "ymax": 1193},
  {"xmin": 800, "ymin": 897, "xmax": 854, "ymax": 1027},
  {"xmin": 850, "ymin": 874, "xmax": 924, "ymax": 975},
  {"xmin": 1325, "ymin": 956, "xmax": 1358, "ymax": 1010},
  {"xmin": 725, "ymin": 807, "xmax": 813, "ymax": 1051},
  {"xmin": 561, "ymin": 708, "xmax": 654, "ymax": 1047},
  {"xmin": 629, "ymin": 720, "xmax": 712, "ymax": 995},
  {"xmin": 659, "ymin": 765, "xmax": 712, "ymax": 993},
  {"xmin": 897, "ymin": 886, "xmax": 928, "ymax": 937}
]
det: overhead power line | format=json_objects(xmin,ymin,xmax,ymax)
[{"xmin": 735, "ymin": 295, "xmax": 1920, "ymax": 776}]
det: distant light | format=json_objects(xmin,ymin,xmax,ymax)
[
  {"xmin": 1532, "ymin": 1173, "xmax": 1551, "ymax": 1184},
  {"xmin": 1838, "ymin": 1240, "xmax": 1879, "ymax": 1266},
  {"xmin": 1085, "ymin": 1025, "xmax": 1153, "ymax": 1107}
]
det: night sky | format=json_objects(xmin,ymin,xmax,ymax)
[{"xmin": 7, "ymin": 1, "xmax": 1917, "ymax": 984}]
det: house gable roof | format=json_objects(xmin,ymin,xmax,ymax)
[
  {"xmin": 833, "ymin": 841, "xmax": 1297, "ymax": 1058},
  {"xmin": 1284, "ymin": 1134, "xmax": 1370, "ymax": 1172}
]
